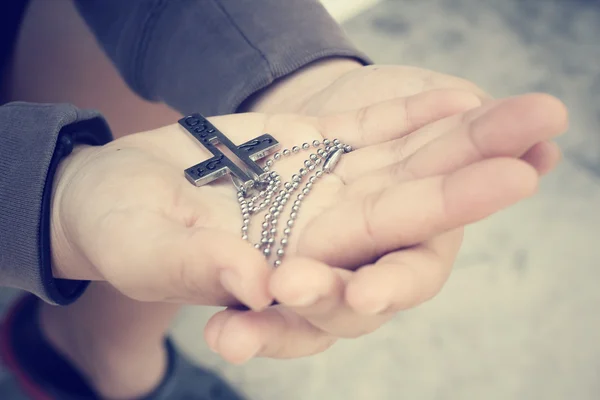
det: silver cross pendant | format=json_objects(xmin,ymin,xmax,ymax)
[{"xmin": 179, "ymin": 114, "xmax": 280, "ymax": 195}]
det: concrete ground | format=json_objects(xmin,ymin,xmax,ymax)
[{"xmin": 2, "ymin": 0, "xmax": 599, "ymax": 399}]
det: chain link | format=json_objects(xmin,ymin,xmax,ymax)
[{"xmin": 237, "ymin": 139, "xmax": 352, "ymax": 266}]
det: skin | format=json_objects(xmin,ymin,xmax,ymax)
[
  {"xmin": 52, "ymin": 86, "xmax": 567, "ymax": 364},
  {"xmin": 199, "ymin": 60, "xmax": 566, "ymax": 363}
]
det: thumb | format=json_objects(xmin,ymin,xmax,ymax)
[
  {"xmin": 204, "ymin": 307, "xmax": 336, "ymax": 364},
  {"xmin": 92, "ymin": 211, "xmax": 273, "ymax": 310}
]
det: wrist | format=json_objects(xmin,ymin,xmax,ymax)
[
  {"xmin": 242, "ymin": 57, "xmax": 362, "ymax": 114},
  {"xmin": 50, "ymin": 144, "xmax": 102, "ymax": 281}
]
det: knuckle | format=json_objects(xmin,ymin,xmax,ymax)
[
  {"xmin": 390, "ymin": 136, "xmax": 409, "ymax": 163},
  {"xmin": 354, "ymin": 106, "xmax": 370, "ymax": 144},
  {"xmin": 390, "ymin": 158, "xmax": 416, "ymax": 182},
  {"xmin": 361, "ymin": 192, "xmax": 384, "ymax": 253}
]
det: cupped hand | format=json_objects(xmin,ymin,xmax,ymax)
[
  {"xmin": 54, "ymin": 88, "xmax": 499, "ymax": 307},
  {"xmin": 203, "ymin": 91, "xmax": 567, "ymax": 364}
]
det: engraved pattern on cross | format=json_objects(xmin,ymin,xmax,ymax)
[{"xmin": 179, "ymin": 114, "xmax": 280, "ymax": 192}]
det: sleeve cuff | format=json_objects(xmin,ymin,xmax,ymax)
[
  {"xmin": 41, "ymin": 113, "xmax": 114, "ymax": 305},
  {"xmin": 138, "ymin": 0, "xmax": 372, "ymax": 116},
  {"xmin": 0, "ymin": 103, "xmax": 112, "ymax": 306}
]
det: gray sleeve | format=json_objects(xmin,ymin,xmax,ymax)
[
  {"xmin": 0, "ymin": 102, "xmax": 113, "ymax": 305},
  {"xmin": 73, "ymin": 0, "xmax": 371, "ymax": 116}
]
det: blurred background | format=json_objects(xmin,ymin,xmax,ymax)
[{"xmin": 2, "ymin": 0, "xmax": 599, "ymax": 399}]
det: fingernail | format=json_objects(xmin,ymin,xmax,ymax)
[
  {"xmin": 355, "ymin": 301, "xmax": 388, "ymax": 315},
  {"xmin": 216, "ymin": 318, "xmax": 263, "ymax": 364},
  {"xmin": 204, "ymin": 313, "xmax": 232, "ymax": 353},
  {"xmin": 220, "ymin": 270, "xmax": 241, "ymax": 295},
  {"xmin": 225, "ymin": 332, "xmax": 262, "ymax": 365},
  {"xmin": 233, "ymin": 344, "xmax": 262, "ymax": 365},
  {"xmin": 366, "ymin": 303, "xmax": 389, "ymax": 315},
  {"xmin": 289, "ymin": 293, "xmax": 319, "ymax": 307},
  {"xmin": 472, "ymin": 99, "xmax": 502, "ymax": 121}
]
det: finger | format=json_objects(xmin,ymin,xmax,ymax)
[
  {"xmin": 94, "ymin": 212, "xmax": 273, "ymax": 309},
  {"xmin": 204, "ymin": 307, "xmax": 336, "ymax": 364},
  {"xmin": 311, "ymin": 66, "xmax": 491, "ymax": 116},
  {"xmin": 338, "ymin": 93, "xmax": 568, "ymax": 182},
  {"xmin": 300, "ymin": 157, "xmax": 538, "ymax": 267},
  {"xmin": 421, "ymin": 68, "xmax": 492, "ymax": 100},
  {"xmin": 346, "ymin": 230, "xmax": 463, "ymax": 315},
  {"xmin": 320, "ymin": 89, "xmax": 482, "ymax": 148},
  {"xmin": 269, "ymin": 259, "xmax": 390, "ymax": 338},
  {"xmin": 268, "ymin": 257, "xmax": 345, "ymax": 308},
  {"xmin": 400, "ymin": 93, "xmax": 568, "ymax": 178},
  {"xmin": 521, "ymin": 140, "xmax": 562, "ymax": 175},
  {"xmin": 273, "ymin": 232, "xmax": 463, "ymax": 337}
]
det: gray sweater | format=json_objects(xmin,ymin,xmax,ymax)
[{"xmin": 0, "ymin": 0, "xmax": 369, "ymax": 305}]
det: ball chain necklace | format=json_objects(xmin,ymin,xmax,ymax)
[{"xmin": 178, "ymin": 114, "xmax": 351, "ymax": 266}]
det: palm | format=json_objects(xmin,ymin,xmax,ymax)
[
  {"xmin": 81, "ymin": 112, "xmax": 437, "ymax": 282},
  {"xmin": 60, "ymin": 110, "xmax": 430, "ymax": 304}
]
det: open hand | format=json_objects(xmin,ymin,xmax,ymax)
[{"xmin": 202, "ymin": 91, "xmax": 566, "ymax": 363}]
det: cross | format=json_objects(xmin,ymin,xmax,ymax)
[{"xmin": 179, "ymin": 114, "xmax": 280, "ymax": 193}]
